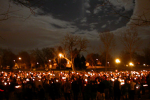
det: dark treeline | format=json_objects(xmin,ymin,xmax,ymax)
[
  {"xmin": 0, "ymin": 47, "xmax": 87, "ymax": 70},
  {"xmin": 0, "ymin": 46, "xmax": 150, "ymax": 70}
]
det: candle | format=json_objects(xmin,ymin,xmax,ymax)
[
  {"xmin": 4, "ymin": 82, "xmax": 7, "ymax": 85},
  {"xmin": 62, "ymin": 77, "xmax": 66, "ymax": 80},
  {"xmin": 26, "ymin": 78, "xmax": 29, "ymax": 81},
  {"xmin": 15, "ymin": 85, "xmax": 21, "ymax": 88},
  {"xmin": 85, "ymin": 79, "xmax": 88, "ymax": 82}
]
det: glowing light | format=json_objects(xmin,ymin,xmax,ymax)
[
  {"xmin": 26, "ymin": 78, "xmax": 29, "ymax": 81},
  {"xmin": 129, "ymin": 62, "xmax": 134, "ymax": 66},
  {"xmin": 85, "ymin": 79, "xmax": 88, "ymax": 82},
  {"xmin": 143, "ymin": 64, "xmax": 146, "ymax": 66},
  {"xmin": 59, "ymin": 53, "xmax": 64, "ymax": 58},
  {"xmin": 19, "ymin": 57, "xmax": 22, "ymax": 60},
  {"xmin": 15, "ymin": 85, "xmax": 21, "ymax": 88},
  {"xmin": 115, "ymin": 59, "xmax": 121, "ymax": 64},
  {"xmin": 62, "ymin": 77, "xmax": 66, "ymax": 80},
  {"xmin": 143, "ymin": 84, "xmax": 148, "ymax": 87},
  {"xmin": 136, "ymin": 86, "xmax": 139, "ymax": 89},
  {"xmin": 111, "ymin": 78, "xmax": 115, "ymax": 82},
  {"xmin": 4, "ymin": 82, "xmax": 7, "ymax": 85}
]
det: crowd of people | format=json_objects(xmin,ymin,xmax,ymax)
[{"xmin": 0, "ymin": 70, "xmax": 150, "ymax": 100}]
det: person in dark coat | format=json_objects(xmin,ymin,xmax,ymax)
[
  {"xmin": 97, "ymin": 79, "xmax": 105, "ymax": 100},
  {"xmin": 91, "ymin": 81, "xmax": 97, "ymax": 100},
  {"xmin": 49, "ymin": 80, "xmax": 56, "ymax": 100},
  {"xmin": 64, "ymin": 78, "xmax": 71, "ymax": 100},
  {"xmin": 114, "ymin": 78, "xmax": 121, "ymax": 100},
  {"xmin": 121, "ymin": 80, "xmax": 130, "ymax": 100},
  {"xmin": 0, "ymin": 82, "xmax": 4, "ymax": 100},
  {"xmin": 72, "ymin": 77, "xmax": 80, "ymax": 100},
  {"xmin": 38, "ymin": 85, "xmax": 45, "ymax": 100}
]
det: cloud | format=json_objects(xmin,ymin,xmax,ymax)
[
  {"xmin": 1, "ymin": 0, "xmax": 148, "ymax": 56},
  {"xmin": 127, "ymin": 0, "xmax": 150, "ymax": 26},
  {"xmin": 94, "ymin": 6, "xmax": 102, "ymax": 14},
  {"xmin": 86, "ymin": 10, "xmax": 91, "ymax": 14},
  {"xmin": 101, "ymin": 24, "xmax": 107, "ymax": 28},
  {"xmin": 80, "ymin": 17, "xmax": 87, "ymax": 23},
  {"xmin": 115, "ymin": 17, "xmax": 122, "ymax": 24},
  {"xmin": 0, "ymin": 0, "xmax": 79, "ymax": 53},
  {"xmin": 109, "ymin": 0, "xmax": 134, "ymax": 11},
  {"xmin": 84, "ymin": 1, "xmax": 90, "ymax": 8}
]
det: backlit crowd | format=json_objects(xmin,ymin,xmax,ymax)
[{"xmin": 0, "ymin": 70, "xmax": 150, "ymax": 100}]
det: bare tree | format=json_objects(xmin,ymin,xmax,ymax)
[
  {"xmin": 30, "ymin": 47, "xmax": 55, "ymax": 68},
  {"xmin": 10, "ymin": 0, "xmax": 43, "ymax": 14},
  {"xmin": 99, "ymin": 31, "xmax": 115, "ymax": 67},
  {"xmin": 0, "ymin": 4, "xmax": 13, "ymax": 21},
  {"xmin": 86, "ymin": 53, "xmax": 100, "ymax": 67},
  {"xmin": 120, "ymin": 27, "xmax": 141, "ymax": 61},
  {"xmin": 62, "ymin": 33, "xmax": 88, "ymax": 71},
  {"xmin": 0, "ymin": 0, "xmax": 43, "ymax": 21}
]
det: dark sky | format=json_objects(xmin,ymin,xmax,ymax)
[{"xmin": 0, "ymin": 0, "xmax": 150, "ymax": 56}]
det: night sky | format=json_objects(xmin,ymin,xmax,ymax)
[{"xmin": 0, "ymin": 0, "xmax": 150, "ymax": 56}]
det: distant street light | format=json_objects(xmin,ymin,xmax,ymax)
[
  {"xmin": 59, "ymin": 53, "xmax": 63, "ymax": 69},
  {"xmin": 18, "ymin": 57, "xmax": 22, "ymax": 69},
  {"xmin": 19, "ymin": 57, "xmax": 22, "ymax": 60},
  {"xmin": 48, "ymin": 60, "xmax": 52, "ymax": 71},
  {"xmin": 115, "ymin": 59, "xmax": 121, "ymax": 64},
  {"xmin": 59, "ymin": 53, "xmax": 64, "ymax": 58},
  {"xmin": 58, "ymin": 53, "xmax": 72, "ymax": 69},
  {"xmin": 129, "ymin": 62, "xmax": 134, "ymax": 66},
  {"xmin": 115, "ymin": 58, "xmax": 121, "ymax": 70}
]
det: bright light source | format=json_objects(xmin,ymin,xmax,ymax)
[
  {"xmin": 4, "ymin": 82, "xmax": 7, "ymax": 85},
  {"xmin": 62, "ymin": 77, "xmax": 66, "ymax": 80},
  {"xmin": 59, "ymin": 53, "xmax": 64, "ymax": 58},
  {"xmin": 15, "ymin": 85, "xmax": 21, "ymax": 88},
  {"xmin": 115, "ymin": 59, "xmax": 121, "ymax": 64},
  {"xmin": 85, "ymin": 79, "xmax": 88, "ymax": 82},
  {"xmin": 143, "ymin": 64, "xmax": 146, "ymax": 66},
  {"xmin": 19, "ymin": 57, "xmax": 22, "ymax": 60},
  {"xmin": 129, "ymin": 62, "xmax": 134, "ymax": 66}
]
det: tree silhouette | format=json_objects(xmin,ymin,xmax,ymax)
[
  {"xmin": 62, "ymin": 33, "xmax": 88, "ymax": 71},
  {"xmin": 99, "ymin": 31, "xmax": 115, "ymax": 67}
]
